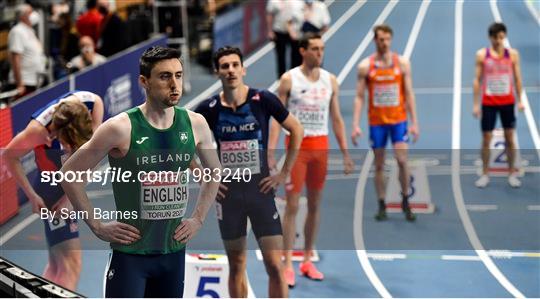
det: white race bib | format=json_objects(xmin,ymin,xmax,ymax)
[
  {"xmin": 373, "ymin": 83, "xmax": 400, "ymax": 107},
  {"xmin": 486, "ymin": 74, "xmax": 511, "ymax": 96},
  {"xmin": 291, "ymin": 104, "xmax": 327, "ymax": 132},
  {"xmin": 139, "ymin": 171, "xmax": 188, "ymax": 220},
  {"xmin": 220, "ymin": 139, "xmax": 260, "ymax": 174}
]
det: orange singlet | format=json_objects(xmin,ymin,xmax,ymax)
[{"xmin": 367, "ymin": 53, "xmax": 407, "ymax": 126}]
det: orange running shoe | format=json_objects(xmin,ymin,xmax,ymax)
[
  {"xmin": 283, "ymin": 267, "xmax": 296, "ymax": 288},
  {"xmin": 299, "ymin": 261, "xmax": 324, "ymax": 281}
]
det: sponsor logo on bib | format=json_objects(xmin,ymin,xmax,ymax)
[{"xmin": 220, "ymin": 139, "xmax": 260, "ymax": 174}]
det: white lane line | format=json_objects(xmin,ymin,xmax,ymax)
[
  {"xmin": 367, "ymin": 253, "xmax": 407, "ymax": 261},
  {"xmin": 355, "ymin": 152, "xmax": 393, "ymax": 298},
  {"xmin": 527, "ymin": 205, "xmax": 540, "ymax": 211},
  {"xmin": 465, "ymin": 204, "xmax": 498, "ymax": 211},
  {"xmin": 451, "ymin": 0, "xmax": 463, "ymax": 151},
  {"xmin": 488, "ymin": 250, "xmax": 540, "ymax": 258},
  {"xmin": 352, "ymin": 1, "xmax": 430, "ymax": 298},
  {"xmin": 0, "ymin": 214, "xmax": 39, "ymax": 246},
  {"xmin": 452, "ymin": 2, "xmax": 525, "ymax": 298},
  {"xmin": 367, "ymin": 252, "xmax": 540, "ymax": 262},
  {"xmin": 247, "ymin": 281, "xmax": 256, "ymax": 298},
  {"xmin": 442, "ymin": 255, "xmax": 482, "ymax": 261},
  {"xmin": 402, "ymin": 0, "xmax": 431, "ymax": 60},
  {"xmin": 523, "ymin": 0, "xmax": 540, "ymax": 26},
  {"xmin": 185, "ymin": 0, "xmax": 345, "ymax": 108},
  {"xmin": 490, "ymin": 0, "xmax": 540, "ymax": 159}
]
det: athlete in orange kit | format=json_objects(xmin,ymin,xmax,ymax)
[{"xmin": 351, "ymin": 24, "xmax": 419, "ymax": 222}]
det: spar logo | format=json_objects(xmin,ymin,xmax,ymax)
[{"xmin": 221, "ymin": 140, "xmax": 258, "ymax": 151}]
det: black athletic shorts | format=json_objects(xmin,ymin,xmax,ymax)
[
  {"xmin": 481, "ymin": 104, "xmax": 516, "ymax": 132},
  {"xmin": 43, "ymin": 218, "xmax": 79, "ymax": 247},
  {"xmin": 104, "ymin": 249, "xmax": 186, "ymax": 298},
  {"xmin": 216, "ymin": 180, "xmax": 282, "ymax": 240}
]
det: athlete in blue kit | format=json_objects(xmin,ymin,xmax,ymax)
[
  {"xmin": 3, "ymin": 90, "xmax": 103, "ymax": 290},
  {"xmin": 195, "ymin": 46, "xmax": 303, "ymax": 298}
]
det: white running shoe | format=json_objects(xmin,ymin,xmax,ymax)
[
  {"xmin": 508, "ymin": 173, "xmax": 522, "ymax": 188},
  {"xmin": 475, "ymin": 175, "xmax": 490, "ymax": 188}
]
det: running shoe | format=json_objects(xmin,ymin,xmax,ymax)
[
  {"xmin": 374, "ymin": 208, "xmax": 387, "ymax": 221},
  {"xmin": 283, "ymin": 267, "xmax": 295, "ymax": 288},
  {"xmin": 401, "ymin": 200, "xmax": 416, "ymax": 222},
  {"xmin": 299, "ymin": 261, "xmax": 324, "ymax": 281},
  {"xmin": 508, "ymin": 173, "xmax": 521, "ymax": 188},
  {"xmin": 475, "ymin": 175, "xmax": 490, "ymax": 188}
]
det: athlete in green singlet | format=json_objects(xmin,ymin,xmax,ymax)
[{"xmin": 61, "ymin": 47, "xmax": 221, "ymax": 297}]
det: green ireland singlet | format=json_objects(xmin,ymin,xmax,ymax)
[{"xmin": 109, "ymin": 106, "xmax": 195, "ymax": 254}]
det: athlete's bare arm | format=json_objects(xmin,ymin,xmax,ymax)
[
  {"xmin": 61, "ymin": 114, "xmax": 141, "ymax": 245},
  {"xmin": 260, "ymin": 111, "xmax": 303, "ymax": 193},
  {"xmin": 400, "ymin": 57, "xmax": 419, "ymax": 142},
  {"xmin": 510, "ymin": 49, "xmax": 524, "ymax": 111},
  {"xmin": 174, "ymin": 111, "xmax": 221, "ymax": 243},
  {"xmin": 473, "ymin": 49, "xmax": 486, "ymax": 118},
  {"xmin": 329, "ymin": 74, "xmax": 354, "ymax": 174},
  {"xmin": 351, "ymin": 58, "xmax": 369, "ymax": 146},
  {"xmin": 268, "ymin": 72, "xmax": 292, "ymax": 168},
  {"xmin": 3, "ymin": 121, "xmax": 51, "ymax": 212}
]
